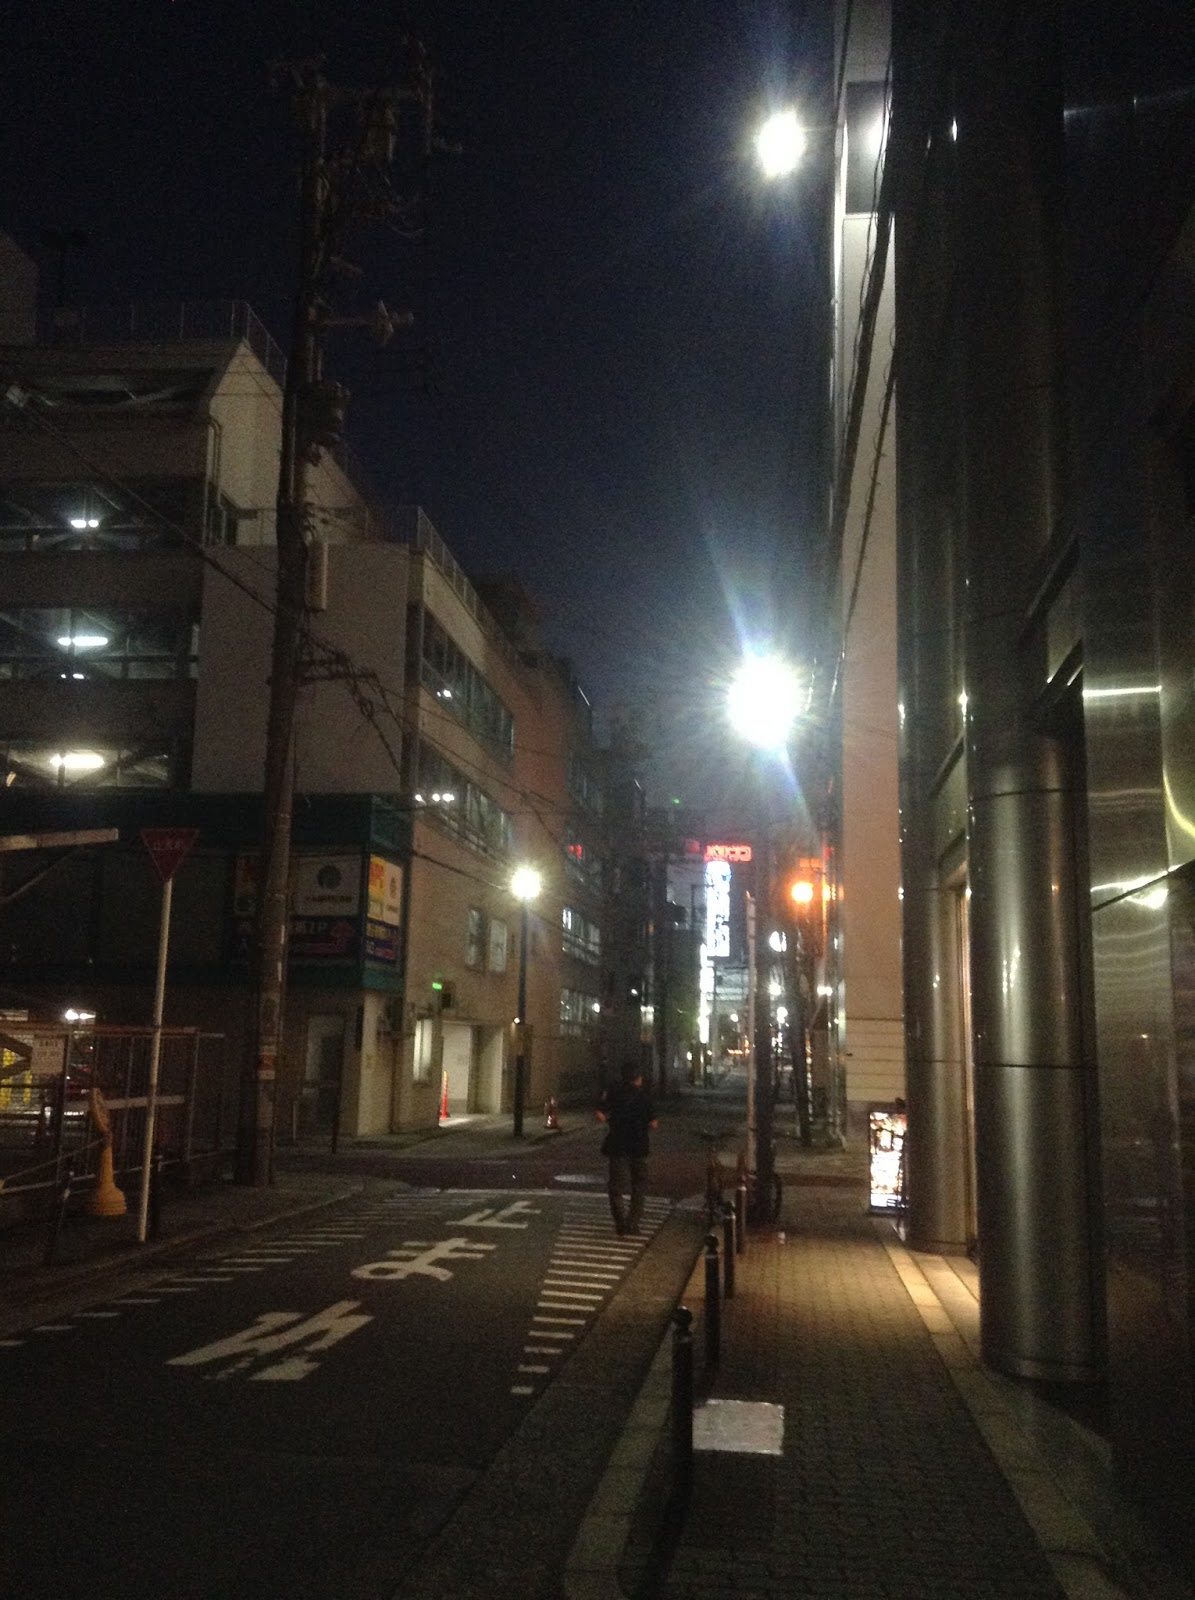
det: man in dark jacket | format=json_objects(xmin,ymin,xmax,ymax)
[{"xmin": 596, "ymin": 1061, "xmax": 658, "ymax": 1235}]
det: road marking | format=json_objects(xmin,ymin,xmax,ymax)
[
  {"xmin": 352, "ymin": 1237, "xmax": 496, "ymax": 1282},
  {"xmin": 114, "ymin": 1296, "xmax": 160, "ymax": 1305},
  {"xmin": 544, "ymin": 1275, "xmax": 617, "ymax": 1289},
  {"xmin": 169, "ymin": 1300, "xmax": 372, "ymax": 1382},
  {"xmin": 539, "ymin": 1291, "xmax": 603, "ymax": 1304},
  {"xmin": 34, "ymin": 1324, "xmax": 74, "ymax": 1332},
  {"xmin": 518, "ymin": 1363, "xmax": 549, "ymax": 1374},
  {"xmin": 528, "ymin": 1327, "xmax": 576, "ymax": 1338},
  {"xmin": 454, "ymin": 1199, "xmax": 542, "ymax": 1229},
  {"xmin": 511, "ymin": 1384, "xmax": 534, "ymax": 1395},
  {"xmin": 532, "ymin": 1315, "xmax": 585, "ymax": 1326},
  {"xmin": 525, "ymin": 1345, "xmax": 558, "ymax": 1355},
  {"xmin": 77, "ymin": 1310, "xmax": 121, "ymax": 1319},
  {"xmin": 0, "ymin": 1338, "xmax": 25, "ymax": 1347},
  {"xmin": 156, "ymin": 1286, "xmax": 199, "ymax": 1294},
  {"xmin": 220, "ymin": 1255, "xmax": 295, "ymax": 1264}
]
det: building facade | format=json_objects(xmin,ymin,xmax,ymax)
[
  {"xmin": 858, "ymin": 0, "xmax": 1195, "ymax": 1567},
  {"xmin": 0, "ymin": 255, "xmax": 637, "ymax": 1146}
]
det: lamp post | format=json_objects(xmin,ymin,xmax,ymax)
[
  {"xmin": 727, "ymin": 653, "xmax": 803, "ymax": 1214},
  {"xmin": 510, "ymin": 865, "xmax": 542, "ymax": 1137},
  {"xmin": 754, "ymin": 108, "xmax": 807, "ymax": 180}
]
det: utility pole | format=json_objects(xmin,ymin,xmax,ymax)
[{"xmin": 240, "ymin": 55, "xmax": 431, "ymax": 1184}]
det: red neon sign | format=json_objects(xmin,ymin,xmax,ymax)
[{"xmin": 704, "ymin": 842, "xmax": 753, "ymax": 863}]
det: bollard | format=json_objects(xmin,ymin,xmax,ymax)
[
  {"xmin": 735, "ymin": 1172, "xmax": 748, "ymax": 1255},
  {"xmin": 704, "ymin": 1231, "xmax": 721, "ymax": 1370},
  {"xmin": 671, "ymin": 1306, "xmax": 694, "ymax": 1501},
  {"xmin": 721, "ymin": 1202, "xmax": 736, "ymax": 1299},
  {"xmin": 147, "ymin": 1151, "xmax": 164, "ymax": 1241},
  {"xmin": 44, "ymin": 1161, "xmax": 74, "ymax": 1267}
]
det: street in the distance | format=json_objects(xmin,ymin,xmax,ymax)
[{"xmin": 0, "ymin": 1179, "xmax": 704, "ymax": 1600}]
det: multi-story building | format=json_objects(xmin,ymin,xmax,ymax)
[
  {"xmin": 0, "ymin": 245, "xmax": 626, "ymax": 1144},
  {"xmin": 831, "ymin": 0, "xmax": 1195, "ymax": 1570}
]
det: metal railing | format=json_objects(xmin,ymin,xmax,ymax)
[{"xmin": 0, "ymin": 1024, "xmax": 228, "ymax": 1202}]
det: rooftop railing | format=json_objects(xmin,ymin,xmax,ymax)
[{"xmin": 33, "ymin": 300, "xmax": 287, "ymax": 385}]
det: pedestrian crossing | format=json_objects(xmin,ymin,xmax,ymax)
[{"xmin": 509, "ymin": 1194, "xmax": 671, "ymax": 1398}]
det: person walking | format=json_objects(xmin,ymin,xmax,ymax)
[{"xmin": 596, "ymin": 1060, "xmax": 658, "ymax": 1235}]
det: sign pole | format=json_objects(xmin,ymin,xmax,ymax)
[
  {"xmin": 137, "ymin": 828, "xmax": 198, "ymax": 1243},
  {"xmin": 138, "ymin": 871, "xmax": 174, "ymax": 1244}
]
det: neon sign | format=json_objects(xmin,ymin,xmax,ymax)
[{"xmin": 705, "ymin": 842, "xmax": 752, "ymax": 863}]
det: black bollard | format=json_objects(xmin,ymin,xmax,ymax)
[
  {"xmin": 735, "ymin": 1172, "xmax": 748, "ymax": 1255},
  {"xmin": 721, "ymin": 1203, "xmax": 736, "ymax": 1299},
  {"xmin": 43, "ymin": 1161, "xmax": 74, "ymax": 1267},
  {"xmin": 671, "ymin": 1306, "xmax": 694, "ymax": 1500},
  {"xmin": 704, "ymin": 1232, "xmax": 720, "ymax": 1370}
]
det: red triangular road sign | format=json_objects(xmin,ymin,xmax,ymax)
[{"xmin": 141, "ymin": 827, "xmax": 199, "ymax": 883}]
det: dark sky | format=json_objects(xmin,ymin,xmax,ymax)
[{"xmin": 3, "ymin": 0, "xmax": 832, "ymax": 814}]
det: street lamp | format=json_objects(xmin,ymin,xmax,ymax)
[
  {"xmin": 727, "ymin": 651, "xmax": 804, "ymax": 1215},
  {"xmin": 510, "ymin": 865, "xmax": 542, "ymax": 1137},
  {"xmin": 754, "ymin": 109, "xmax": 806, "ymax": 179}
]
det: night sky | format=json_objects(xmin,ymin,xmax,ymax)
[{"xmin": 3, "ymin": 0, "xmax": 832, "ymax": 815}]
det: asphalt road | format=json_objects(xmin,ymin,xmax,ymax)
[{"xmin": 0, "ymin": 1183, "xmax": 704, "ymax": 1600}]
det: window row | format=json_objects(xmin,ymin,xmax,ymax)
[
  {"xmin": 562, "ymin": 904, "xmax": 601, "ymax": 965},
  {"xmin": 0, "ymin": 608, "xmax": 198, "ymax": 681},
  {"xmin": 0, "ymin": 741, "xmax": 176, "ymax": 789},
  {"xmin": 412, "ymin": 743, "xmax": 513, "ymax": 857},
  {"xmin": 560, "ymin": 986, "xmax": 601, "ymax": 1037},
  {"xmin": 416, "ymin": 608, "xmax": 515, "ymax": 759},
  {"xmin": 0, "ymin": 478, "xmax": 206, "ymax": 553},
  {"xmin": 565, "ymin": 833, "xmax": 603, "ymax": 891}
]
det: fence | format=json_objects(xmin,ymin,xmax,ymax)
[{"xmin": 0, "ymin": 1024, "xmax": 228, "ymax": 1205}]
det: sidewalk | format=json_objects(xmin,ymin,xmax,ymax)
[{"xmin": 570, "ymin": 1135, "xmax": 1195, "ymax": 1600}]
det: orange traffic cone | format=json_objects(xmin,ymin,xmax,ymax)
[
  {"xmin": 87, "ymin": 1088, "xmax": 126, "ymax": 1217},
  {"xmin": 543, "ymin": 1096, "xmax": 560, "ymax": 1131},
  {"xmin": 439, "ymin": 1069, "xmax": 450, "ymax": 1123}
]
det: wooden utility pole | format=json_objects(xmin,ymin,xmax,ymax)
[{"xmin": 241, "ymin": 56, "xmax": 431, "ymax": 1184}]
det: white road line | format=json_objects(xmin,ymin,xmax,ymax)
[
  {"xmin": 0, "ymin": 1338, "xmax": 26, "ymax": 1347},
  {"xmin": 532, "ymin": 1315, "xmax": 585, "ymax": 1326},
  {"xmin": 518, "ymin": 1363, "xmax": 549, "ymax": 1374},
  {"xmin": 156, "ymin": 1286, "xmax": 199, "ymax": 1295},
  {"xmin": 114, "ymin": 1297, "xmax": 160, "ymax": 1304},
  {"xmin": 547, "ymin": 1266, "xmax": 621, "ymax": 1280},
  {"xmin": 524, "ymin": 1345, "xmax": 559, "ymax": 1355},
  {"xmin": 527, "ymin": 1328, "xmax": 576, "ymax": 1339},
  {"xmin": 76, "ymin": 1310, "xmax": 121, "ymax": 1319},
  {"xmin": 220, "ymin": 1256, "xmax": 293, "ymax": 1265},
  {"xmin": 544, "ymin": 1279, "xmax": 611, "ymax": 1293},
  {"xmin": 34, "ymin": 1324, "xmax": 74, "ymax": 1332},
  {"xmin": 159, "ymin": 1277, "xmax": 222, "ymax": 1286},
  {"xmin": 511, "ymin": 1384, "xmax": 535, "ymax": 1395}
]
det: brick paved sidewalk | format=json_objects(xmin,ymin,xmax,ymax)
[{"xmin": 615, "ymin": 1173, "xmax": 1193, "ymax": 1600}]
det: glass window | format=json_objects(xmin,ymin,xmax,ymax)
[
  {"xmin": 1, "ymin": 742, "xmax": 174, "ymax": 790},
  {"xmin": 560, "ymin": 986, "xmax": 601, "ymax": 1037},
  {"xmin": 413, "ymin": 1017, "xmax": 435, "ymax": 1084},
  {"xmin": 417, "ymin": 608, "xmax": 515, "ymax": 760},
  {"xmin": 466, "ymin": 907, "xmax": 485, "ymax": 969},
  {"xmin": 488, "ymin": 918, "xmax": 508, "ymax": 973}
]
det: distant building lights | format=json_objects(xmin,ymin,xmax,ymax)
[
  {"xmin": 57, "ymin": 634, "xmax": 108, "ymax": 650},
  {"xmin": 53, "ymin": 751, "xmax": 105, "ymax": 772}
]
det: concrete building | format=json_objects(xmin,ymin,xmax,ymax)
[
  {"xmin": 0, "ymin": 251, "xmax": 635, "ymax": 1143},
  {"xmin": 829, "ymin": 1, "xmax": 906, "ymax": 1137},
  {"xmin": 833, "ymin": 0, "xmax": 1195, "ymax": 1568}
]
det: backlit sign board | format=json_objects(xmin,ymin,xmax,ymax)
[{"xmin": 705, "ymin": 842, "xmax": 753, "ymax": 863}]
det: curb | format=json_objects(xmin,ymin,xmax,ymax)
[{"xmin": 564, "ymin": 1292, "xmax": 677, "ymax": 1600}]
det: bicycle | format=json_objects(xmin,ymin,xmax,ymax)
[{"xmin": 697, "ymin": 1130, "xmax": 783, "ymax": 1226}]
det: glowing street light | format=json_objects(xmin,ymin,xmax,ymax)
[
  {"xmin": 727, "ymin": 654, "xmax": 804, "ymax": 751},
  {"xmin": 755, "ymin": 109, "xmax": 806, "ymax": 179},
  {"xmin": 511, "ymin": 865, "xmax": 543, "ymax": 1136}
]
